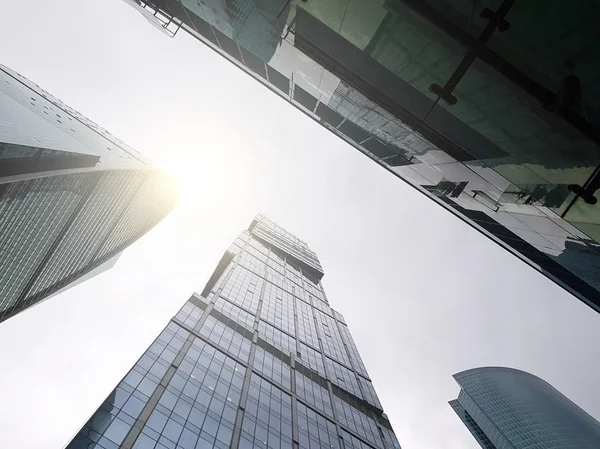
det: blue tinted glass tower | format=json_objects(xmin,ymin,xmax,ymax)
[
  {"xmin": 125, "ymin": 0, "xmax": 600, "ymax": 314},
  {"xmin": 450, "ymin": 367, "xmax": 600, "ymax": 449},
  {"xmin": 0, "ymin": 64, "xmax": 178, "ymax": 323},
  {"xmin": 66, "ymin": 215, "xmax": 401, "ymax": 449}
]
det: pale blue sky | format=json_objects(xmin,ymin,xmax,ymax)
[{"xmin": 0, "ymin": 1, "xmax": 599, "ymax": 449}]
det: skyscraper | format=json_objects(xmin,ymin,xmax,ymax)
[
  {"xmin": 66, "ymin": 215, "xmax": 401, "ymax": 449},
  {"xmin": 450, "ymin": 366, "xmax": 600, "ymax": 449},
  {"xmin": 125, "ymin": 0, "xmax": 600, "ymax": 313},
  {"xmin": 0, "ymin": 63, "xmax": 178, "ymax": 323}
]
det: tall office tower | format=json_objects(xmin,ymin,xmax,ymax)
[
  {"xmin": 66, "ymin": 215, "xmax": 401, "ymax": 449},
  {"xmin": 450, "ymin": 367, "xmax": 600, "ymax": 449},
  {"xmin": 125, "ymin": 0, "xmax": 600, "ymax": 313},
  {"xmin": 0, "ymin": 63, "xmax": 178, "ymax": 323}
]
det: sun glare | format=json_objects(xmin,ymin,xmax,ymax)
[{"xmin": 156, "ymin": 145, "xmax": 246, "ymax": 208}]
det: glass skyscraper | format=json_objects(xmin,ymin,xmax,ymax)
[
  {"xmin": 450, "ymin": 366, "xmax": 600, "ymax": 449},
  {"xmin": 125, "ymin": 0, "xmax": 600, "ymax": 313},
  {"xmin": 66, "ymin": 214, "xmax": 401, "ymax": 449},
  {"xmin": 0, "ymin": 63, "xmax": 178, "ymax": 323}
]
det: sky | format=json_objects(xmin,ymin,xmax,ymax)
[{"xmin": 0, "ymin": 1, "xmax": 599, "ymax": 449}]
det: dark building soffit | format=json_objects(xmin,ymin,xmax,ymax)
[
  {"xmin": 200, "ymin": 251, "xmax": 235, "ymax": 297},
  {"xmin": 249, "ymin": 218, "xmax": 324, "ymax": 279},
  {"xmin": 189, "ymin": 293, "xmax": 209, "ymax": 310},
  {"xmin": 248, "ymin": 218, "xmax": 258, "ymax": 233},
  {"xmin": 251, "ymin": 233, "xmax": 324, "ymax": 281},
  {"xmin": 449, "ymin": 398, "xmax": 498, "ymax": 449},
  {"xmin": 0, "ymin": 167, "xmax": 159, "ymax": 189},
  {"xmin": 0, "ymin": 146, "xmax": 100, "ymax": 177},
  {"xmin": 209, "ymin": 306, "xmax": 255, "ymax": 341}
]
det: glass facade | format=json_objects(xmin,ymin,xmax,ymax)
[
  {"xmin": 0, "ymin": 64, "xmax": 178, "ymax": 323},
  {"xmin": 450, "ymin": 366, "xmax": 600, "ymax": 449},
  {"xmin": 129, "ymin": 0, "xmax": 600, "ymax": 313},
  {"xmin": 1, "ymin": 64, "xmax": 151, "ymax": 167},
  {"xmin": 66, "ymin": 215, "xmax": 401, "ymax": 449}
]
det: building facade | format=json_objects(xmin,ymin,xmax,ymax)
[
  {"xmin": 0, "ymin": 64, "xmax": 178, "ymax": 323},
  {"xmin": 66, "ymin": 215, "xmax": 401, "ymax": 449},
  {"xmin": 450, "ymin": 367, "xmax": 600, "ymax": 449},
  {"xmin": 126, "ymin": 0, "xmax": 600, "ymax": 312}
]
